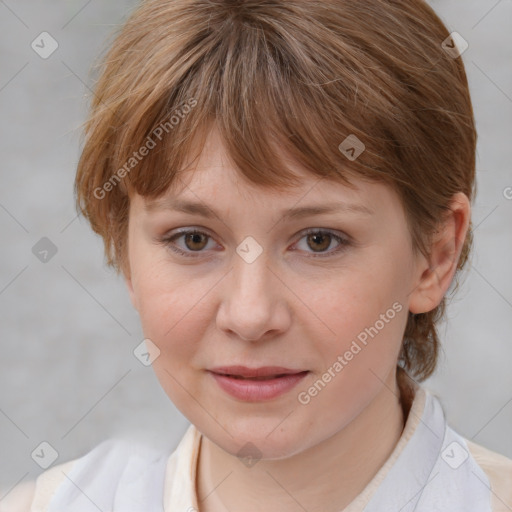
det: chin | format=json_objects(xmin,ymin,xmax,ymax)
[{"xmin": 203, "ymin": 416, "xmax": 311, "ymax": 460}]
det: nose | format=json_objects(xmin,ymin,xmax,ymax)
[{"xmin": 216, "ymin": 252, "xmax": 291, "ymax": 342}]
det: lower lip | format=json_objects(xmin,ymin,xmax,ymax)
[{"xmin": 209, "ymin": 371, "xmax": 309, "ymax": 401}]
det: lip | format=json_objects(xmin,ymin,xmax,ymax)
[
  {"xmin": 209, "ymin": 365, "xmax": 307, "ymax": 378},
  {"xmin": 208, "ymin": 366, "xmax": 309, "ymax": 402}
]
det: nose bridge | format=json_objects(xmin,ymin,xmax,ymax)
[
  {"xmin": 217, "ymin": 246, "xmax": 285, "ymax": 340},
  {"xmin": 231, "ymin": 248, "xmax": 274, "ymax": 311}
]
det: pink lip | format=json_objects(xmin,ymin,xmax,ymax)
[
  {"xmin": 208, "ymin": 366, "xmax": 309, "ymax": 401},
  {"xmin": 209, "ymin": 365, "xmax": 306, "ymax": 378}
]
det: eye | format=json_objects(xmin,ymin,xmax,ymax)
[
  {"xmin": 160, "ymin": 229, "xmax": 219, "ymax": 258},
  {"xmin": 158, "ymin": 228, "xmax": 351, "ymax": 259},
  {"xmin": 292, "ymin": 229, "xmax": 350, "ymax": 257}
]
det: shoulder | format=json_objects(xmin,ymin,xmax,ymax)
[
  {"xmin": 0, "ymin": 438, "xmax": 169, "ymax": 512},
  {"xmin": 408, "ymin": 388, "xmax": 511, "ymax": 510},
  {"xmin": 465, "ymin": 438, "xmax": 512, "ymax": 512},
  {"xmin": 0, "ymin": 481, "xmax": 36, "ymax": 512},
  {"xmin": 0, "ymin": 456, "xmax": 77, "ymax": 512}
]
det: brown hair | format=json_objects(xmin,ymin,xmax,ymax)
[{"xmin": 74, "ymin": 0, "xmax": 477, "ymax": 382}]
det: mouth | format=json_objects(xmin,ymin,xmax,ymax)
[
  {"xmin": 207, "ymin": 366, "xmax": 310, "ymax": 401},
  {"xmin": 214, "ymin": 373, "xmax": 297, "ymax": 381},
  {"xmin": 209, "ymin": 365, "xmax": 308, "ymax": 379}
]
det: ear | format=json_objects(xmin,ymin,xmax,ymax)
[{"xmin": 408, "ymin": 192, "xmax": 471, "ymax": 314}]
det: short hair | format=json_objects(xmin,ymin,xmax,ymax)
[{"xmin": 74, "ymin": 0, "xmax": 476, "ymax": 382}]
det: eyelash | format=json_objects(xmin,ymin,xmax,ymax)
[{"xmin": 158, "ymin": 228, "xmax": 351, "ymax": 259}]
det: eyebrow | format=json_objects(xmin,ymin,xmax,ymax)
[{"xmin": 144, "ymin": 198, "xmax": 374, "ymax": 219}]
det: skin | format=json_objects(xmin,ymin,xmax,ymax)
[{"xmin": 124, "ymin": 127, "xmax": 470, "ymax": 512}]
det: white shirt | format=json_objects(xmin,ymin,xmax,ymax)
[{"xmin": 3, "ymin": 386, "xmax": 512, "ymax": 511}]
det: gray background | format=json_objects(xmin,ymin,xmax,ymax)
[{"xmin": 0, "ymin": 0, "xmax": 511, "ymax": 496}]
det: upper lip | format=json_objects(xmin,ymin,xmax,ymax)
[{"xmin": 209, "ymin": 366, "xmax": 307, "ymax": 378}]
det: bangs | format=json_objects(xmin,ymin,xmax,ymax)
[{"xmin": 82, "ymin": 1, "xmax": 416, "ymax": 204}]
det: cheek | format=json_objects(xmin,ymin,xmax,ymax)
[
  {"xmin": 307, "ymin": 260, "xmax": 408, "ymax": 376},
  {"xmin": 292, "ymin": 270, "xmax": 407, "ymax": 433},
  {"xmin": 131, "ymin": 265, "xmax": 212, "ymax": 410},
  {"xmin": 131, "ymin": 256, "xmax": 216, "ymax": 366},
  {"xmin": 136, "ymin": 276, "xmax": 196, "ymax": 347}
]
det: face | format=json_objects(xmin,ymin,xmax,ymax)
[{"xmin": 124, "ymin": 127, "xmax": 423, "ymax": 459}]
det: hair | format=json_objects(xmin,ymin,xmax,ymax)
[{"xmin": 74, "ymin": 0, "xmax": 477, "ymax": 383}]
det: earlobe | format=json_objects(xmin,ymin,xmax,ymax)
[{"xmin": 408, "ymin": 192, "xmax": 471, "ymax": 315}]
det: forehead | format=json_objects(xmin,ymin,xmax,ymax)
[
  {"xmin": 131, "ymin": 168, "xmax": 407, "ymax": 235},
  {"xmin": 131, "ymin": 126, "xmax": 400, "ymax": 219},
  {"xmin": 142, "ymin": 166, "xmax": 373, "ymax": 215}
]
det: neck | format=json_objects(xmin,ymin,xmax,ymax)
[{"xmin": 196, "ymin": 371, "xmax": 411, "ymax": 512}]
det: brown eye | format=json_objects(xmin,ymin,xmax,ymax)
[
  {"xmin": 160, "ymin": 229, "xmax": 217, "ymax": 258},
  {"xmin": 294, "ymin": 229, "xmax": 350, "ymax": 258},
  {"xmin": 183, "ymin": 232, "xmax": 209, "ymax": 251},
  {"xmin": 306, "ymin": 232, "xmax": 332, "ymax": 252}
]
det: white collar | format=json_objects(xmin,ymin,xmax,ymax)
[
  {"xmin": 163, "ymin": 386, "xmax": 492, "ymax": 512},
  {"xmin": 46, "ymin": 386, "xmax": 493, "ymax": 511}
]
